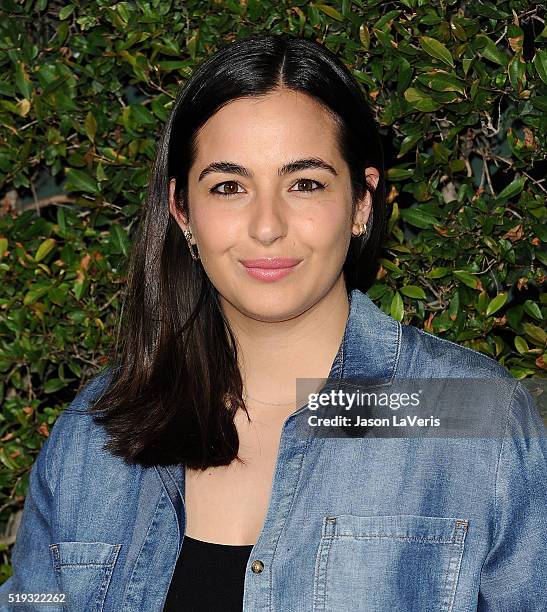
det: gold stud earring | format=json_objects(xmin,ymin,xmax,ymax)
[
  {"xmin": 352, "ymin": 222, "xmax": 367, "ymax": 237},
  {"xmin": 183, "ymin": 228, "xmax": 200, "ymax": 261}
]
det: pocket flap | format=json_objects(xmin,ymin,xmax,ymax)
[
  {"xmin": 50, "ymin": 541, "xmax": 121, "ymax": 568},
  {"xmin": 330, "ymin": 514, "xmax": 468, "ymax": 543}
]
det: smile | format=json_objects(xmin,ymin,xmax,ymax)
[{"xmin": 239, "ymin": 260, "xmax": 302, "ymax": 282}]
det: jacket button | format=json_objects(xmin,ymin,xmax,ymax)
[{"xmin": 251, "ymin": 559, "xmax": 264, "ymax": 573}]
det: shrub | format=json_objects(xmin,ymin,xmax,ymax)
[{"xmin": 0, "ymin": 0, "xmax": 545, "ymax": 578}]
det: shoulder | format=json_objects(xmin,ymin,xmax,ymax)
[
  {"xmin": 397, "ymin": 322, "xmax": 547, "ymax": 435},
  {"xmin": 399, "ymin": 322, "xmax": 515, "ymax": 381},
  {"xmin": 49, "ymin": 367, "xmax": 115, "ymax": 437},
  {"xmin": 44, "ymin": 367, "xmax": 121, "ymax": 490}
]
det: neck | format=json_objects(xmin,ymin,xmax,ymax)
[{"xmin": 219, "ymin": 278, "xmax": 351, "ymax": 407}]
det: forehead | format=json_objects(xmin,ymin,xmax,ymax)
[{"xmin": 192, "ymin": 89, "xmax": 341, "ymax": 166}]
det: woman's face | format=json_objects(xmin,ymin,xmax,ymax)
[{"xmin": 169, "ymin": 88, "xmax": 378, "ymax": 322}]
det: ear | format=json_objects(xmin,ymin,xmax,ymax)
[
  {"xmin": 352, "ymin": 166, "xmax": 379, "ymax": 228},
  {"xmin": 169, "ymin": 178, "xmax": 192, "ymax": 235}
]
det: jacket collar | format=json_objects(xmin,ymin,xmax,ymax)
[
  {"xmin": 158, "ymin": 288, "xmax": 402, "ymax": 516},
  {"xmin": 341, "ymin": 288, "xmax": 401, "ymax": 382}
]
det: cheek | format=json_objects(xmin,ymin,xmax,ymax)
[
  {"xmin": 192, "ymin": 207, "xmax": 244, "ymax": 249},
  {"xmin": 298, "ymin": 202, "xmax": 351, "ymax": 247}
]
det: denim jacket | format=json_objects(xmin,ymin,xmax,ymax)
[{"xmin": 1, "ymin": 288, "xmax": 546, "ymax": 612}]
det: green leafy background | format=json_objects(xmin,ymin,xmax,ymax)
[{"xmin": 0, "ymin": 0, "xmax": 546, "ymax": 579}]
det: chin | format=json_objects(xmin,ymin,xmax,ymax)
[{"xmin": 237, "ymin": 291, "xmax": 308, "ymax": 322}]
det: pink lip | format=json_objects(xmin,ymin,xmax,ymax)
[
  {"xmin": 240, "ymin": 258, "xmax": 302, "ymax": 269},
  {"xmin": 239, "ymin": 258, "xmax": 302, "ymax": 282}
]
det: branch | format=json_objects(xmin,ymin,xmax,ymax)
[
  {"xmin": 7, "ymin": 194, "xmax": 76, "ymax": 216},
  {"xmin": 1, "ymin": 190, "xmax": 127, "ymax": 217}
]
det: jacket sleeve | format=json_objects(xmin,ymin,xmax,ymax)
[
  {"xmin": 0, "ymin": 369, "xmax": 114, "ymax": 612},
  {"xmin": 477, "ymin": 380, "xmax": 547, "ymax": 610},
  {"xmin": 0, "ymin": 432, "xmax": 64, "ymax": 612}
]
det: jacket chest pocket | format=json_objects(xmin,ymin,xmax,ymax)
[
  {"xmin": 49, "ymin": 541, "xmax": 121, "ymax": 612},
  {"xmin": 312, "ymin": 514, "xmax": 468, "ymax": 612}
]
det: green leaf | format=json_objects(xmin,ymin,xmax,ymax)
[
  {"xmin": 57, "ymin": 20, "xmax": 69, "ymax": 44},
  {"xmin": 131, "ymin": 104, "xmax": 155, "ymax": 126},
  {"xmin": 390, "ymin": 292, "xmax": 404, "ymax": 321},
  {"xmin": 73, "ymin": 279, "xmax": 87, "ymax": 300},
  {"xmin": 0, "ymin": 448, "xmax": 20, "ymax": 471},
  {"xmin": 15, "ymin": 62, "xmax": 32, "ymax": 99},
  {"xmin": 399, "ymin": 285, "xmax": 427, "ymax": 299},
  {"xmin": 157, "ymin": 60, "xmax": 192, "ymax": 72},
  {"xmin": 419, "ymin": 36, "xmax": 454, "ymax": 68},
  {"xmin": 380, "ymin": 258, "xmax": 404, "ymax": 277},
  {"xmin": 523, "ymin": 300, "xmax": 543, "ymax": 321},
  {"xmin": 417, "ymin": 71, "xmax": 465, "ymax": 94},
  {"xmin": 509, "ymin": 367, "xmax": 537, "ymax": 379},
  {"xmin": 508, "ymin": 54, "xmax": 525, "ymax": 91},
  {"xmin": 398, "ymin": 133, "xmax": 422, "ymax": 157},
  {"xmin": 404, "ymin": 88, "xmax": 441, "ymax": 112},
  {"xmin": 477, "ymin": 290, "xmax": 489, "ymax": 314},
  {"xmin": 387, "ymin": 168, "xmax": 414, "ymax": 181},
  {"xmin": 59, "ymin": 4, "xmax": 75, "ymax": 19},
  {"xmin": 486, "ymin": 292, "xmax": 508, "ymax": 317},
  {"xmin": 96, "ymin": 163, "xmax": 107, "ymax": 182},
  {"xmin": 24, "ymin": 285, "xmax": 50, "ymax": 305},
  {"xmin": 453, "ymin": 270, "xmax": 480, "ymax": 289},
  {"xmin": 399, "ymin": 208, "xmax": 440, "ymax": 229},
  {"xmin": 359, "ymin": 24, "xmax": 370, "ymax": 51},
  {"xmin": 433, "ymin": 142, "xmax": 450, "ymax": 164},
  {"xmin": 367, "ymin": 283, "xmax": 387, "ymax": 300},
  {"xmin": 462, "ymin": 58, "xmax": 473, "ymax": 75},
  {"xmin": 514, "ymin": 336, "xmax": 529, "ymax": 354},
  {"xmin": 116, "ymin": 2, "xmax": 130, "ymax": 22},
  {"xmin": 533, "ymin": 49, "xmax": 547, "ymax": 85},
  {"xmin": 44, "ymin": 378, "xmax": 66, "ymax": 393},
  {"xmin": 110, "ymin": 224, "xmax": 129, "ymax": 256},
  {"xmin": 186, "ymin": 33, "xmax": 199, "ymax": 61},
  {"xmin": 397, "ymin": 57, "xmax": 412, "ymax": 93},
  {"xmin": 496, "ymin": 177, "xmax": 525, "ymax": 202},
  {"xmin": 49, "ymin": 286, "xmax": 68, "ymax": 306},
  {"xmin": 65, "ymin": 168, "xmax": 99, "ymax": 194},
  {"xmin": 450, "ymin": 159, "xmax": 466, "ymax": 173},
  {"xmin": 475, "ymin": 35, "xmax": 508, "ymax": 66},
  {"xmin": 425, "ymin": 267, "xmax": 451, "ymax": 279},
  {"xmin": 473, "ymin": 1, "xmax": 508, "ymax": 19},
  {"xmin": 522, "ymin": 323, "xmax": 547, "ymax": 346},
  {"xmin": 34, "ymin": 238, "xmax": 56, "ymax": 262},
  {"xmin": 315, "ymin": 4, "xmax": 344, "ymax": 21},
  {"xmin": 84, "ymin": 111, "xmax": 97, "ymax": 142},
  {"xmin": 375, "ymin": 10, "xmax": 401, "ymax": 30},
  {"xmin": 530, "ymin": 95, "xmax": 547, "ymax": 112}
]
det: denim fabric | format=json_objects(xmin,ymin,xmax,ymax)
[{"xmin": 1, "ymin": 288, "xmax": 545, "ymax": 611}]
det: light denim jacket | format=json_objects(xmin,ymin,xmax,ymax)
[{"xmin": 1, "ymin": 288, "xmax": 546, "ymax": 612}]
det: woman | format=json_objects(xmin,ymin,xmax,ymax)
[{"xmin": 1, "ymin": 33, "xmax": 545, "ymax": 612}]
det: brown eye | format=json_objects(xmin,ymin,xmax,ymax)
[
  {"xmin": 297, "ymin": 179, "xmax": 314, "ymax": 191},
  {"xmin": 290, "ymin": 178, "xmax": 326, "ymax": 193},
  {"xmin": 222, "ymin": 182, "xmax": 238, "ymax": 194},
  {"xmin": 210, "ymin": 181, "xmax": 244, "ymax": 197}
]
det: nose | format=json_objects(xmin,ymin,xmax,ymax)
[{"xmin": 247, "ymin": 193, "xmax": 288, "ymax": 245}]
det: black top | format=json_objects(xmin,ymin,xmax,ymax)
[{"xmin": 163, "ymin": 535, "xmax": 254, "ymax": 611}]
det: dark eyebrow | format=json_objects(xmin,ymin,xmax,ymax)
[{"xmin": 197, "ymin": 157, "xmax": 338, "ymax": 182}]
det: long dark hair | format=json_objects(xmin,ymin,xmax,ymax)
[{"xmin": 90, "ymin": 33, "xmax": 389, "ymax": 469}]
